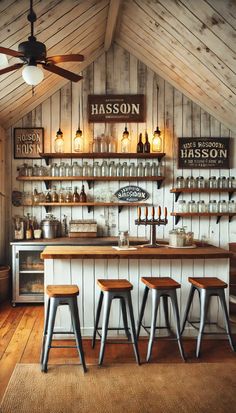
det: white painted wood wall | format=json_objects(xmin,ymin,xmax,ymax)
[
  {"xmin": 0, "ymin": 126, "xmax": 6, "ymax": 263},
  {"xmin": 6, "ymin": 44, "xmax": 236, "ymax": 255}
]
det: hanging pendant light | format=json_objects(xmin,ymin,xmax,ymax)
[
  {"xmin": 73, "ymin": 127, "xmax": 84, "ymax": 152},
  {"xmin": 121, "ymin": 126, "xmax": 130, "ymax": 153},
  {"xmin": 54, "ymin": 128, "xmax": 64, "ymax": 153},
  {"xmin": 152, "ymin": 126, "xmax": 162, "ymax": 152}
]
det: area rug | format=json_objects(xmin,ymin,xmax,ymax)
[{"xmin": 1, "ymin": 363, "xmax": 236, "ymax": 413}]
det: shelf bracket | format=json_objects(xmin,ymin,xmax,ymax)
[
  {"xmin": 87, "ymin": 206, "xmax": 93, "ymax": 213},
  {"xmin": 44, "ymin": 205, "xmax": 52, "ymax": 213},
  {"xmin": 216, "ymin": 215, "xmax": 222, "ymax": 224},
  {"xmin": 44, "ymin": 157, "xmax": 49, "ymax": 166},
  {"xmin": 118, "ymin": 206, "xmax": 123, "ymax": 213},
  {"xmin": 174, "ymin": 215, "xmax": 181, "ymax": 225},
  {"xmin": 174, "ymin": 191, "xmax": 181, "ymax": 202},
  {"xmin": 229, "ymin": 191, "xmax": 234, "ymax": 201},
  {"xmin": 229, "ymin": 215, "xmax": 233, "ymax": 223},
  {"xmin": 157, "ymin": 180, "xmax": 163, "ymax": 189},
  {"xmin": 87, "ymin": 180, "xmax": 94, "ymax": 190},
  {"xmin": 44, "ymin": 180, "xmax": 51, "ymax": 190}
]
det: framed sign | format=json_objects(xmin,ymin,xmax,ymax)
[
  {"xmin": 114, "ymin": 186, "xmax": 149, "ymax": 202},
  {"xmin": 14, "ymin": 128, "xmax": 44, "ymax": 159},
  {"xmin": 178, "ymin": 137, "xmax": 230, "ymax": 169},
  {"xmin": 88, "ymin": 94, "xmax": 146, "ymax": 122}
]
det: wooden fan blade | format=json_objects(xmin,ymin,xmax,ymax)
[
  {"xmin": 46, "ymin": 54, "xmax": 84, "ymax": 64},
  {"xmin": 42, "ymin": 64, "xmax": 83, "ymax": 82},
  {"xmin": 0, "ymin": 46, "xmax": 24, "ymax": 58},
  {"xmin": 0, "ymin": 63, "xmax": 24, "ymax": 75}
]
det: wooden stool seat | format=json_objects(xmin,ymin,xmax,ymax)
[
  {"xmin": 188, "ymin": 277, "xmax": 227, "ymax": 290},
  {"xmin": 97, "ymin": 279, "xmax": 133, "ymax": 292},
  {"xmin": 141, "ymin": 277, "xmax": 180, "ymax": 290},
  {"xmin": 46, "ymin": 285, "xmax": 79, "ymax": 297}
]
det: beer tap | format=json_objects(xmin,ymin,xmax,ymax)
[{"xmin": 135, "ymin": 205, "xmax": 168, "ymax": 248}]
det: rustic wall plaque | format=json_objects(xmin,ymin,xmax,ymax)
[
  {"xmin": 115, "ymin": 186, "xmax": 149, "ymax": 202},
  {"xmin": 178, "ymin": 137, "xmax": 230, "ymax": 169},
  {"xmin": 88, "ymin": 95, "xmax": 145, "ymax": 122},
  {"xmin": 14, "ymin": 128, "xmax": 44, "ymax": 159}
]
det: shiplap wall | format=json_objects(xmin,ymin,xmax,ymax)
[
  {"xmin": 6, "ymin": 44, "xmax": 236, "ymax": 256},
  {"xmin": 0, "ymin": 126, "xmax": 6, "ymax": 263}
]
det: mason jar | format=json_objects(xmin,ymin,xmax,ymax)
[
  {"xmin": 197, "ymin": 200, "xmax": 207, "ymax": 213},
  {"xmin": 209, "ymin": 176, "xmax": 217, "ymax": 188},
  {"xmin": 188, "ymin": 200, "xmax": 197, "ymax": 212},
  {"xmin": 176, "ymin": 176, "xmax": 185, "ymax": 189},
  {"xmin": 196, "ymin": 176, "xmax": 205, "ymax": 189},
  {"xmin": 186, "ymin": 176, "xmax": 196, "ymax": 189},
  {"xmin": 177, "ymin": 200, "xmax": 188, "ymax": 213},
  {"xmin": 218, "ymin": 200, "xmax": 228, "ymax": 213},
  {"xmin": 208, "ymin": 200, "xmax": 218, "ymax": 213},
  {"xmin": 218, "ymin": 176, "xmax": 227, "ymax": 189},
  {"xmin": 227, "ymin": 176, "xmax": 236, "ymax": 188},
  {"xmin": 228, "ymin": 200, "xmax": 236, "ymax": 213},
  {"xmin": 93, "ymin": 161, "xmax": 101, "ymax": 177},
  {"xmin": 151, "ymin": 162, "xmax": 159, "ymax": 176},
  {"xmin": 137, "ymin": 162, "xmax": 144, "ymax": 177}
]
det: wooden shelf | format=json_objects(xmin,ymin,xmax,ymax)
[
  {"xmin": 170, "ymin": 188, "xmax": 235, "ymax": 201},
  {"xmin": 29, "ymin": 202, "xmax": 151, "ymax": 213},
  {"xmin": 171, "ymin": 212, "xmax": 236, "ymax": 225},
  {"xmin": 40, "ymin": 152, "xmax": 166, "ymax": 165},
  {"xmin": 16, "ymin": 175, "xmax": 165, "ymax": 189}
]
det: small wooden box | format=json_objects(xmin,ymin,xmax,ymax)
[{"xmin": 68, "ymin": 220, "xmax": 97, "ymax": 238}]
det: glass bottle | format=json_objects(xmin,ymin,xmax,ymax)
[
  {"xmin": 65, "ymin": 163, "xmax": 72, "ymax": 177},
  {"xmin": 129, "ymin": 162, "xmax": 136, "ymax": 177},
  {"xmin": 51, "ymin": 186, "xmax": 58, "ymax": 202},
  {"xmin": 59, "ymin": 162, "xmax": 66, "ymax": 177},
  {"xmin": 109, "ymin": 161, "xmax": 116, "ymax": 176},
  {"xmin": 100, "ymin": 134, "xmax": 108, "ymax": 152},
  {"xmin": 33, "ymin": 164, "xmax": 39, "ymax": 176},
  {"xmin": 108, "ymin": 136, "xmax": 117, "ymax": 153},
  {"xmin": 151, "ymin": 162, "xmax": 159, "ymax": 176},
  {"xmin": 73, "ymin": 128, "xmax": 84, "ymax": 152},
  {"xmin": 144, "ymin": 162, "xmax": 151, "ymax": 176},
  {"xmin": 137, "ymin": 162, "xmax": 144, "ymax": 177},
  {"xmin": 92, "ymin": 136, "xmax": 101, "ymax": 153},
  {"xmin": 121, "ymin": 127, "xmax": 130, "ymax": 153},
  {"xmin": 197, "ymin": 200, "xmax": 206, "ymax": 212},
  {"xmin": 136, "ymin": 133, "xmax": 144, "ymax": 153},
  {"xmin": 72, "ymin": 161, "xmax": 81, "ymax": 176},
  {"xmin": 58, "ymin": 188, "xmax": 65, "ymax": 203},
  {"xmin": 54, "ymin": 128, "xmax": 64, "ymax": 153},
  {"xmin": 93, "ymin": 161, "xmax": 101, "ymax": 176},
  {"xmin": 65, "ymin": 187, "xmax": 72, "ymax": 203},
  {"xmin": 25, "ymin": 213, "xmax": 33, "ymax": 240},
  {"xmin": 208, "ymin": 200, "xmax": 218, "ymax": 213},
  {"xmin": 80, "ymin": 185, "xmax": 87, "ymax": 202},
  {"xmin": 101, "ymin": 160, "xmax": 108, "ymax": 176},
  {"xmin": 51, "ymin": 163, "xmax": 58, "ymax": 177},
  {"xmin": 72, "ymin": 186, "xmax": 80, "ymax": 202},
  {"xmin": 82, "ymin": 161, "xmax": 89, "ymax": 176},
  {"xmin": 45, "ymin": 190, "xmax": 52, "ymax": 203},
  {"xmin": 143, "ymin": 132, "xmax": 150, "ymax": 153},
  {"xmin": 152, "ymin": 127, "xmax": 162, "ymax": 152},
  {"xmin": 116, "ymin": 162, "xmax": 122, "ymax": 177},
  {"xmin": 121, "ymin": 162, "xmax": 128, "ymax": 177},
  {"xmin": 209, "ymin": 176, "xmax": 217, "ymax": 188},
  {"xmin": 188, "ymin": 200, "xmax": 197, "ymax": 212},
  {"xmin": 61, "ymin": 215, "xmax": 68, "ymax": 237}
]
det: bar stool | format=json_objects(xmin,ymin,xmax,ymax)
[
  {"xmin": 92, "ymin": 279, "xmax": 140, "ymax": 365},
  {"xmin": 137, "ymin": 277, "xmax": 185, "ymax": 362},
  {"xmin": 181, "ymin": 277, "xmax": 235, "ymax": 358},
  {"xmin": 40, "ymin": 285, "xmax": 86, "ymax": 373}
]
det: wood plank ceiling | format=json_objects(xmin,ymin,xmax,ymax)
[{"xmin": 0, "ymin": 0, "xmax": 235, "ymax": 132}]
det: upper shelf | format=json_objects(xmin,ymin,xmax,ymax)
[
  {"xmin": 40, "ymin": 152, "xmax": 166, "ymax": 165},
  {"xmin": 170, "ymin": 187, "xmax": 235, "ymax": 201}
]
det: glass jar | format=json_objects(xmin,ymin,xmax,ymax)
[
  {"xmin": 208, "ymin": 200, "xmax": 218, "ymax": 213},
  {"xmin": 218, "ymin": 176, "xmax": 227, "ymax": 189},
  {"xmin": 169, "ymin": 228, "xmax": 186, "ymax": 247},
  {"xmin": 58, "ymin": 188, "xmax": 65, "ymax": 203},
  {"xmin": 188, "ymin": 200, "xmax": 197, "ymax": 212},
  {"xmin": 72, "ymin": 161, "xmax": 81, "ymax": 176},
  {"xmin": 51, "ymin": 163, "xmax": 59, "ymax": 177},
  {"xmin": 118, "ymin": 231, "xmax": 129, "ymax": 249},
  {"xmin": 228, "ymin": 200, "xmax": 236, "ymax": 213},
  {"xmin": 129, "ymin": 162, "xmax": 136, "ymax": 177},
  {"xmin": 108, "ymin": 136, "xmax": 117, "ymax": 153},
  {"xmin": 209, "ymin": 176, "xmax": 217, "ymax": 188},
  {"xmin": 33, "ymin": 164, "xmax": 39, "ymax": 176},
  {"xmin": 65, "ymin": 187, "xmax": 73, "ymax": 203},
  {"xmin": 51, "ymin": 186, "xmax": 59, "ymax": 202},
  {"xmin": 186, "ymin": 176, "xmax": 196, "ymax": 189},
  {"xmin": 82, "ymin": 161, "xmax": 89, "ymax": 176},
  {"xmin": 144, "ymin": 162, "xmax": 151, "ymax": 177},
  {"xmin": 137, "ymin": 162, "xmax": 144, "ymax": 177},
  {"xmin": 59, "ymin": 162, "xmax": 66, "ymax": 177},
  {"xmin": 176, "ymin": 176, "xmax": 185, "ymax": 189},
  {"xmin": 197, "ymin": 200, "xmax": 206, "ymax": 213},
  {"xmin": 101, "ymin": 160, "xmax": 108, "ymax": 176},
  {"xmin": 177, "ymin": 200, "xmax": 188, "ymax": 213},
  {"xmin": 227, "ymin": 177, "xmax": 236, "ymax": 188},
  {"xmin": 121, "ymin": 162, "xmax": 128, "ymax": 177},
  {"xmin": 92, "ymin": 136, "xmax": 101, "ymax": 153},
  {"xmin": 151, "ymin": 162, "xmax": 159, "ymax": 177},
  {"xmin": 73, "ymin": 128, "xmax": 84, "ymax": 152},
  {"xmin": 100, "ymin": 134, "xmax": 108, "ymax": 152},
  {"xmin": 93, "ymin": 161, "xmax": 101, "ymax": 176},
  {"xmin": 109, "ymin": 161, "xmax": 116, "ymax": 177},
  {"xmin": 196, "ymin": 176, "xmax": 205, "ymax": 189},
  {"xmin": 65, "ymin": 163, "xmax": 72, "ymax": 177},
  {"xmin": 218, "ymin": 200, "xmax": 228, "ymax": 213},
  {"xmin": 185, "ymin": 231, "xmax": 194, "ymax": 246},
  {"xmin": 27, "ymin": 165, "xmax": 33, "ymax": 177}
]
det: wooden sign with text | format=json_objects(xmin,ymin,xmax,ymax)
[
  {"xmin": 88, "ymin": 95, "xmax": 146, "ymax": 122},
  {"xmin": 14, "ymin": 128, "xmax": 44, "ymax": 159},
  {"xmin": 115, "ymin": 186, "xmax": 149, "ymax": 202},
  {"xmin": 178, "ymin": 137, "xmax": 230, "ymax": 169}
]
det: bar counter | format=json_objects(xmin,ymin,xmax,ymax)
[{"xmin": 41, "ymin": 243, "xmax": 230, "ymax": 336}]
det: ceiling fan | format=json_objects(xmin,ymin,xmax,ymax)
[{"xmin": 0, "ymin": 0, "xmax": 84, "ymax": 85}]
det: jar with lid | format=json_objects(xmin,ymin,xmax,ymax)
[
  {"xmin": 121, "ymin": 162, "xmax": 128, "ymax": 177},
  {"xmin": 137, "ymin": 162, "xmax": 144, "ymax": 177},
  {"xmin": 144, "ymin": 162, "xmax": 151, "ymax": 177},
  {"xmin": 218, "ymin": 176, "xmax": 227, "ymax": 189},
  {"xmin": 208, "ymin": 200, "xmax": 218, "ymax": 213},
  {"xmin": 109, "ymin": 161, "xmax": 116, "ymax": 177},
  {"xmin": 228, "ymin": 200, "xmax": 236, "ymax": 213},
  {"xmin": 51, "ymin": 163, "xmax": 59, "ymax": 177},
  {"xmin": 118, "ymin": 231, "xmax": 129, "ymax": 249},
  {"xmin": 51, "ymin": 186, "xmax": 59, "ymax": 202},
  {"xmin": 188, "ymin": 200, "xmax": 197, "ymax": 212},
  {"xmin": 93, "ymin": 161, "xmax": 101, "ymax": 176},
  {"xmin": 196, "ymin": 176, "xmax": 205, "ymax": 189},
  {"xmin": 227, "ymin": 177, "xmax": 236, "ymax": 188},
  {"xmin": 129, "ymin": 162, "xmax": 136, "ymax": 177},
  {"xmin": 17, "ymin": 164, "xmax": 27, "ymax": 177},
  {"xmin": 65, "ymin": 187, "xmax": 73, "ymax": 203},
  {"xmin": 59, "ymin": 162, "xmax": 66, "ymax": 177},
  {"xmin": 218, "ymin": 200, "xmax": 228, "ymax": 213},
  {"xmin": 177, "ymin": 200, "xmax": 188, "ymax": 213},
  {"xmin": 101, "ymin": 160, "xmax": 108, "ymax": 176},
  {"xmin": 197, "ymin": 200, "xmax": 206, "ymax": 212},
  {"xmin": 58, "ymin": 188, "xmax": 65, "ymax": 203},
  {"xmin": 209, "ymin": 176, "xmax": 217, "ymax": 188},
  {"xmin": 65, "ymin": 163, "xmax": 72, "ymax": 177},
  {"xmin": 186, "ymin": 176, "xmax": 196, "ymax": 189},
  {"xmin": 169, "ymin": 228, "xmax": 186, "ymax": 247},
  {"xmin": 185, "ymin": 231, "xmax": 194, "ymax": 246},
  {"xmin": 176, "ymin": 176, "xmax": 185, "ymax": 189}
]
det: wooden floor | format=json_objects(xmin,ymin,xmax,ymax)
[{"xmin": 0, "ymin": 301, "xmax": 236, "ymax": 403}]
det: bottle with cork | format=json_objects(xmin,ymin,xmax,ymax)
[
  {"xmin": 136, "ymin": 133, "xmax": 144, "ymax": 153},
  {"xmin": 80, "ymin": 185, "xmax": 87, "ymax": 202},
  {"xmin": 144, "ymin": 132, "xmax": 150, "ymax": 153}
]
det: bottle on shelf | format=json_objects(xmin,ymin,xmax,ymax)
[
  {"xmin": 143, "ymin": 132, "xmax": 150, "ymax": 153},
  {"xmin": 59, "ymin": 188, "xmax": 65, "ymax": 203},
  {"xmin": 72, "ymin": 186, "xmax": 80, "ymax": 202},
  {"xmin": 136, "ymin": 133, "xmax": 144, "ymax": 153},
  {"xmin": 121, "ymin": 127, "xmax": 130, "ymax": 153},
  {"xmin": 80, "ymin": 185, "xmax": 87, "ymax": 202},
  {"xmin": 51, "ymin": 186, "xmax": 59, "ymax": 203},
  {"xmin": 92, "ymin": 136, "xmax": 101, "ymax": 153},
  {"xmin": 101, "ymin": 160, "xmax": 108, "ymax": 176},
  {"xmin": 59, "ymin": 162, "xmax": 66, "ymax": 177},
  {"xmin": 61, "ymin": 214, "xmax": 68, "ymax": 237},
  {"xmin": 65, "ymin": 187, "xmax": 73, "ymax": 203},
  {"xmin": 45, "ymin": 190, "xmax": 52, "ymax": 203},
  {"xmin": 72, "ymin": 161, "xmax": 82, "ymax": 176},
  {"xmin": 100, "ymin": 134, "xmax": 108, "ymax": 152},
  {"xmin": 93, "ymin": 161, "xmax": 101, "ymax": 176},
  {"xmin": 25, "ymin": 213, "xmax": 33, "ymax": 240},
  {"xmin": 108, "ymin": 136, "xmax": 117, "ymax": 153}
]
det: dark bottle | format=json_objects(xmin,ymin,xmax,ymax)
[
  {"xmin": 79, "ymin": 185, "xmax": 87, "ymax": 203},
  {"xmin": 137, "ymin": 133, "xmax": 144, "ymax": 153},
  {"xmin": 73, "ymin": 186, "xmax": 80, "ymax": 202},
  {"xmin": 144, "ymin": 132, "xmax": 150, "ymax": 153}
]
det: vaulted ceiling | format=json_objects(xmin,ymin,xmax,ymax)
[{"xmin": 0, "ymin": 0, "xmax": 235, "ymax": 132}]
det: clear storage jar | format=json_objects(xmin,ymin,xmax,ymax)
[
  {"xmin": 197, "ymin": 200, "xmax": 207, "ymax": 212},
  {"xmin": 186, "ymin": 176, "xmax": 196, "ymax": 189},
  {"xmin": 177, "ymin": 200, "xmax": 188, "ymax": 213},
  {"xmin": 188, "ymin": 200, "xmax": 197, "ymax": 212},
  {"xmin": 218, "ymin": 200, "xmax": 228, "ymax": 213},
  {"xmin": 209, "ymin": 176, "xmax": 217, "ymax": 188},
  {"xmin": 208, "ymin": 200, "xmax": 218, "ymax": 213},
  {"xmin": 196, "ymin": 176, "xmax": 205, "ymax": 189},
  {"xmin": 118, "ymin": 231, "xmax": 129, "ymax": 249},
  {"xmin": 176, "ymin": 176, "xmax": 185, "ymax": 189}
]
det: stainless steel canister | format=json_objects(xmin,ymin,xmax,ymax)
[{"xmin": 41, "ymin": 215, "xmax": 60, "ymax": 239}]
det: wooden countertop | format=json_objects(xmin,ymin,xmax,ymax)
[{"xmin": 41, "ymin": 245, "xmax": 231, "ymax": 260}]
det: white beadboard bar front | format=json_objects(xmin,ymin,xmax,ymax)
[{"xmin": 42, "ymin": 246, "xmax": 230, "ymax": 337}]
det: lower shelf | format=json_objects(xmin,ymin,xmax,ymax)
[
  {"xmin": 171, "ymin": 212, "xmax": 236, "ymax": 225},
  {"xmin": 28, "ymin": 202, "xmax": 151, "ymax": 213}
]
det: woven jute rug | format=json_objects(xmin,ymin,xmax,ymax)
[{"xmin": 1, "ymin": 363, "xmax": 236, "ymax": 413}]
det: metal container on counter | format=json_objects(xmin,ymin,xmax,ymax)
[{"xmin": 41, "ymin": 215, "xmax": 60, "ymax": 239}]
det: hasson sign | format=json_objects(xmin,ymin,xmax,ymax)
[
  {"xmin": 88, "ymin": 95, "xmax": 146, "ymax": 122},
  {"xmin": 178, "ymin": 137, "xmax": 230, "ymax": 169},
  {"xmin": 115, "ymin": 186, "xmax": 149, "ymax": 202},
  {"xmin": 14, "ymin": 128, "xmax": 44, "ymax": 159}
]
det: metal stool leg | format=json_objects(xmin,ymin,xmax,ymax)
[
  {"xmin": 137, "ymin": 286, "xmax": 149, "ymax": 339},
  {"xmin": 99, "ymin": 292, "xmax": 112, "ymax": 365},
  {"xmin": 120, "ymin": 297, "xmax": 131, "ymax": 341},
  {"xmin": 40, "ymin": 297, "xmax": 51, "ymax": 365},
  {"xmin": 196, "ymin": 289, "xmax": 209, "ymax": 358},
  {"xmin": 181, "ymin": 285, "xmax": 195, "ymax": 335},
  {"xmin": 169, "ymin": 291, "xmax": 186, "ymax": 361},
  {"xmin": 41, "ymin": 297, "xmax": 58, "ymax": 373},
  {"xmin": 92, "ymin": 291, "xmax": 104, "ymax": 348},
  {"xmin": 218, "ymin": 290, "xmax": 235, "ymax": 352},
  {"xmin": 163, "ymin": 295, "xmax": 171, "ymax": 331},
  {"xmin": 126, "ymin": 291, "xmax": 140, "ymax": 365},
  {"xmin": 69, "ymin": 297, "xmax": 87, "ymax": 373},
  {"xmin": 147, "ymin": 289, "xmax": 160, "ymax": 362}
]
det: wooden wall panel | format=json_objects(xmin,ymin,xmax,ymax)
[{"xmin": 5, "ymin": 44, "xmax": 236, "ymax": 259}]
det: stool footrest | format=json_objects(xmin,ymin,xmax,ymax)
[{"xmin": 50, "ymin": 345, "xmax": 79, "ymax": 349}]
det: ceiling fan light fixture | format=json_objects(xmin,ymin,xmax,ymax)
[{"xmin": 22, "ymin": 64, "xmax": 44, "ymax": 85}]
